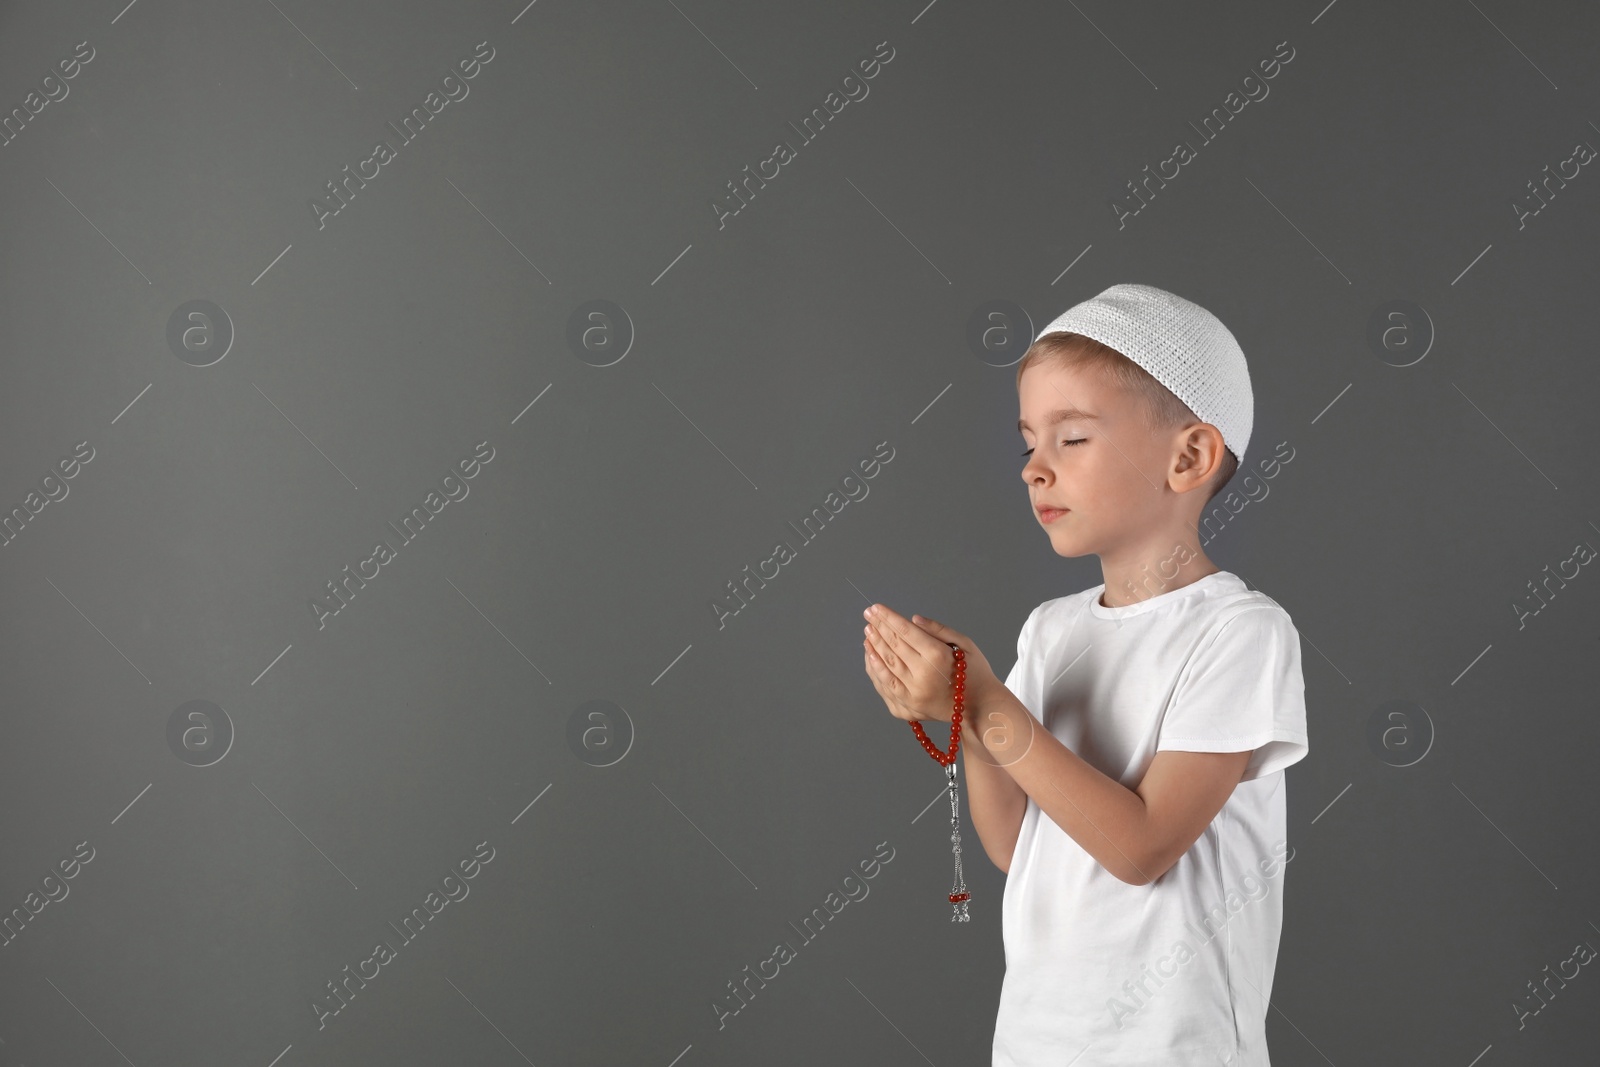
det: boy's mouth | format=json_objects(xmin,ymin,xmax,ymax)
[{"xmin": 1036, "ymin": 506, "xmax": 1069, "ymax": 524}]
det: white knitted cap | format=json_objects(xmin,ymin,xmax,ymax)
[{"xmin": 1033, "ymin": 283, "xmax": 1253, "ymax": 469}]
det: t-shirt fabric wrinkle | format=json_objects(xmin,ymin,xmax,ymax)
[{"xmin": 992, "ymin": 571, "xmax": 1310, "ymax": 1067}]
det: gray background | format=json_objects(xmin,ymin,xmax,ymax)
[{"xmin": 2, "ymin": 0, "xmax": 1597, "ymax": 1064}]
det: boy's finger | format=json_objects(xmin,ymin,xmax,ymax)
[
  {"xmin": 870, "ymin": 617, "xmax": 921, "ymax": 668},
  {"xmin": 912, "ymin": 613, "xmax": 970, "ymax": 650},
  {"xmin": 864, "ymin": 603, "xmax": 910, "ymax": 630},
  {"xmin": 870, "ymin": 607, "xmax": 939, "ymax": 660},
  {"xmin": 863, "ymin": 646, "xmax": 888, "ymax": 693},
  {"xmin": 866, "ymin": 627, "xmax": 903, "ymax": 676},
  {"xmin": 865, "ymin": 637, "xmax": 894, "ymax": 675},
  {"xmin": 863, "ymin": 642, "xmax": 886, "ymax": 687},
  {"xmin": 864, "ymin": 643, "xmax": 907, "ymax": 708}
]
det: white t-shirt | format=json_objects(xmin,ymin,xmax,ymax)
[{"xmin": 992, "ymin": 570, "xmax": 1310, "ymax": 1067}]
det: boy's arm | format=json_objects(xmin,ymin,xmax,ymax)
[
  {"xmin": 965, "ymin": 672, "xmax": 1250, "ymax": 885},
  {"xmin": 958, "ymin": 712, "xmax": 1028, "ymax": 874}
]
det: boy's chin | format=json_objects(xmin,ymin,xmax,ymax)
[{"xmin": 1044, "ymin": 531, "xmax": 1093, "ymax": 559}]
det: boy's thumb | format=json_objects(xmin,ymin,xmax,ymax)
[{"xmin": 913, "ymin": 614, "xmax": 970, "ymax": 651}]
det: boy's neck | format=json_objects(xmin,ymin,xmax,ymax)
[{"xmin": 1097, "ymin": 554, "xmax": 1221, "ymax": 609}]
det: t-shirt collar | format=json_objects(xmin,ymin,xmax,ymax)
[{"xmin": 1086, "ymin": 569, "xmax": 1233, "ymax": 620}]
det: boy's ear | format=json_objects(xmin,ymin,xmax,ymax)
[{"xmin": 1171, "ymin": 422, "xmax": 1226, "ymax": 492}]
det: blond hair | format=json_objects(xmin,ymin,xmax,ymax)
[{"xmin": 1017, "ymin": 331, "xmax": 1239, "ymax": 503}]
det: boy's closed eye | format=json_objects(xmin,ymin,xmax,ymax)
[{"xmin": 1020, "ymin": 439, "xmax": 1087, "ymax": 457}]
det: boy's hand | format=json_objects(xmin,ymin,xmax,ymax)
[{"xmin": 862, "ymin": 604, "xmax": 999, "ymax": 724}]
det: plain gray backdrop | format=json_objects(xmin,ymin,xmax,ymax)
[{"xmin": 2, "ymin": 1, "xmax": 1598, "ymax": 1064}]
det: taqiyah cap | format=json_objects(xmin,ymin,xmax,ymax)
[{"xmin": 1033, "ymin": 283, "xmax": 1253, "ymax": 468}]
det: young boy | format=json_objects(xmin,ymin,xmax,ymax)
[{"xmin": 862, "ymin": 283, "xmax": 1309, "ymax": 1065}]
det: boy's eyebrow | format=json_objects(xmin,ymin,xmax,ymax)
[{"xmin": 1018, "ymin": 407, "xmax": 1099, "ymax": 433}]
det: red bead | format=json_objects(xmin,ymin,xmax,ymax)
[{"xmin": 908, "ymin": 656, "xmax": 971, "ymax": 764}]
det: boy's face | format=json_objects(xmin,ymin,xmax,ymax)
[{"xmin": 1017, "ymin": 359, "xmax": 1191, "ymax": 562}]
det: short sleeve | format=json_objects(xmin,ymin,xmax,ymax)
[
  {"xmin": 1001, "ymin": 604, "xmax": 1052, "ymax": 724},
  {"xmin": 1156, "ymin": 606, "xmax": 1310, "ymax": 782},
  {"xmin": 1003, "ymin": 606, "xmax": 1039, "ymax": 694}
]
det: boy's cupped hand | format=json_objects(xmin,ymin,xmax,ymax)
[{"xmin": 862, "ymin": 604, "xmax": 998, "ymax": 724}]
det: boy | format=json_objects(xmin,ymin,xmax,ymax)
[{"xmin": 862, "ymin": 283, "xmax": 1309, "ymax": 1065}]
